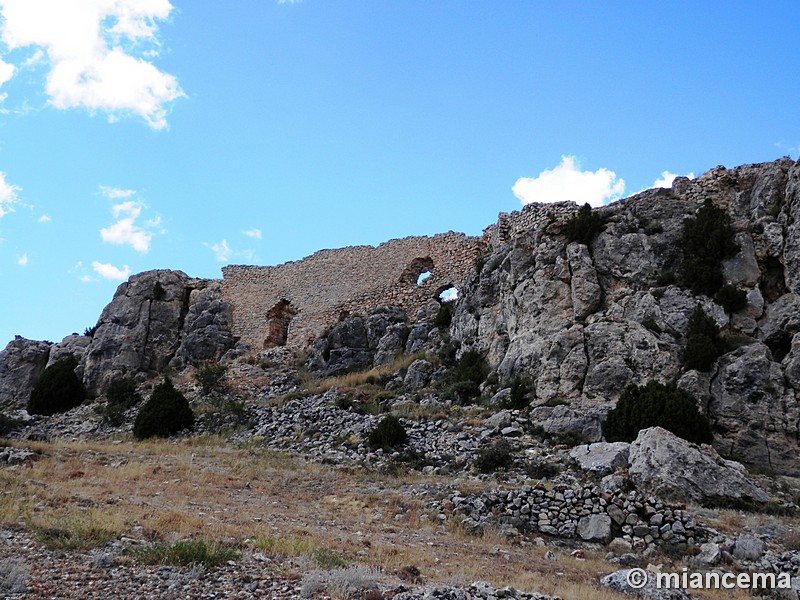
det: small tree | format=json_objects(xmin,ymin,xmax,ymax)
[
  {"xmin": 500, "ymin": 376, "xmax": 534, "ymax": 410},
  {"xmin": 714, "ymin": 285, "xmax": 747, "ymax": 315},
  {"xmin": 563, "ymin": 203, "xmax": 607, "ymax": 245},
  {"xmin": 133, "ymin": 378, "xmax": 194, "ymax": 440},
  {"xmin": 193, "ymin": 363, "xmax": 228, "ymax": 396},
  {"xmin": 102, "ymin": 376, "xmax": 141, "ymax": 426},
  {"xmin": 368, "ymin": 415, "xmax": 407, "ymax": 450},
  {"xmin": 602, "ymin": 380, "xmax": 713, "ymax": 444},
  {"xmin": 682, "ymin": 305, "xmax": 728, "ymax": 371},
  {"xmin": 28, "ymin": 355, "xmax": 86, "ymax": 416},
  {"xmin": 445, "ymin": 350, "xmax": 489, "ymax": 403},
  {"xmin": 679, "ymin": 199, "xmax": 739, "ymax": 296}
]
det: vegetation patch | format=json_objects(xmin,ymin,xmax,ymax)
[
  {"xmin": 475, "ymin": 440, "xmax": 514, "ymax": 473},
  {"xmin": 682, "ymin": 304, "xmax": 729, "ymax": 371},
  {"xmin": 563, "ymin": 203, "xmax": 607, "ymax": 245},
  {"xmin": 34, "ymin": 524, "xmax": 115, "ymax": 552},
  {"xmin": 133, "ymin": 378, "xmax": 195, "ymax": 440},
  {"xmin": 602, "ymin": 380, "xmax": 713, "ymax": 444},
  {"xmin": 499, "ymin": 377, "xmax": 535, "ymax": 410},
  {"xmin": 443, "ymin": 350, "xmax": 489, "ymax": 404},
  {"xmin": 368, "ymin": 415, "xmax": 408, "ymax": 450},
  {"xmin": 101, "ymin": 376, "xmax": 141, "ymax": 426},
  {"xmin": 714, "ymin": 284, "xmax": 748, "ymax": 314},
  {"xmin": 27, "ymin": 355, "xmax": 86, "ymax": 416},
  {"xmin": 193, "ymin": 363, "xmax": 229, "ymax": 396},
  {"xmin": 132, "ymin": 538, "xmax": 240, "ymax": 568},
  {"xmin": 679, "ymin": 198, "xmax": 739, "ymax": 296}
]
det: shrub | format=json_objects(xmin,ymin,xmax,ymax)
[
  {"xmin": 641, "ymin": 318, "xmax": 662, "ymax": 334},
  {"xmin": 27, "ymin": 355, "xmax": 86, "ymax": 416},
  {"xmin": 433, "ymin": 302, "xmax": 454, "ymax": 329},
  {"xmin": 563, "ymin": 203, "xmax": 607, "ymax": 245},
  {"xmin": 83, "ymin": 325, "xmax": 97, "ymax": 337},
  {"xmin": 682, "ymin": 305, "xmax": 728, "ymax": 371},
  {"xmin": 0, "ymin": 413, "xmax": 23, "ymax": 436},
  {"xmin": 445, "ymin": 350, "xmax": 489, "ymax": 403},
  {"xmin": 602, "ymin": 380, "xmax": 713, "ymax": 444},
  {"xmin": 679, "ymin": 199, "xmax": 739, "ymax": 296},
  {"xmin": 475, "ymin": 440, "xmax": 514, "ymax": 473},
  {"xmin": 102, "ymin": 376, "xmax": 141, "ymax": 426},
  {"xmin": 368, "ymin": 415, "xmax": 407, "ymax": 450},
  {"xmin": 714, "ymin": 284, "xmax": 747, "ymax": 314},
  {"xmin": 133, "ymin": 378, "xmax": 194, "ymax": 440},
  {"xmin": 193, "ymin": 363, "xmax": 228, "ymax": 395},
  {"xmin": 500, "ymin": 377, "xmax": 534, "ymax": 410}
]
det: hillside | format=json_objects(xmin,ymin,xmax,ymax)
[{"xmin": 2, "ymin": 157, "xmax": 800, "ymax": 599}]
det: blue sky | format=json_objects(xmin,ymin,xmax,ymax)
[{"xmin": 0, "ymin": 0, "xmax": 798, "ymax": 346}]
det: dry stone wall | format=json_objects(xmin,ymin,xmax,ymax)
[
  {"xmin": 483, "ymin": 200, "xmax": 581, "ymax": 245},
  {"xmin": 221, "ymin": 232, "xmax": 485, "ymax": 349}
]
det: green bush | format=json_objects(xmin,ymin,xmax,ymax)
[
  {"xmin": 445, "ymin": 350, "xmax": 489, "ymax": 403},
  {"xmin": 28, "ymin": 355, "xmax": 86, "ymax": 416},
  {"xmin": 563, "ymin": 203, "xmax": 607, "ymax": 245},
  {"xmin": 602, "ymin": 380, "xmax": 713, "ymax": 444},
  {"xmin": 133, "ymin": 378, "xmax": 194, "ymax": 440},
  {"xmin": 193, "ymin": 363, "xmax": 228, "ymax": 395},
  {"xmin": 132, "ymin": 538, "xmax": 240, "ymax": 567},
  {"xmin": 368, "ymin": 414, "xmax": 407, "ymax": 450},
  {"xmin": 433, "ymin": 302, "xmax": 454, "ymax": 329},
  {"xmin": 475, "ymin": 440, "xmax": 514, "ymax": 473},
  {"xmin": 101, "ymin": 376, "xmax": 141, "ymax": 426},
  {"xmin": 0, "ymin": 413, "xmax": 23, "ymax": 436},
  {"xmin": 714, "ymin": 284, "xmax": 747, "ymax": 314},
  {"xmin": 499, "ymin": 376, "xmax": 534, "ymax": 410},
  {"xmin": 682, "ymin": 305, "xmax": 728, "ymax": 371},
  {"xmin": 679, "ymin": 199, "xmax": 739, "ymax": 296}
]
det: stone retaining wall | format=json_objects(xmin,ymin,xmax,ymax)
[{"xmin": 447, "ymin": 484, "xmax": 702, "ymax": 553}]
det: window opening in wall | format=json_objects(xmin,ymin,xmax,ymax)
[
  {"xmin": 264, "ymin": 299, "xmax": 297, "ymax": 348},
  {"xmin": 438, "ymin": 286, "xmax": 459, "ymax": 302},
  {"xmin": 400, "ymin": 256, "xmax": 435, "ymax": 286}
]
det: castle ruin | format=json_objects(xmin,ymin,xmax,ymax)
[{"xmin": 221, "ymin": 232, "xmax": 485, "ymax": 349}]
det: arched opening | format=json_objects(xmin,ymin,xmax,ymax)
[
  {"xmin": 437, "ymin": 286, "xmax": 459, "ymax": 302},
  {"xmin": 400, "ymin": 256, "xmax": 435, "ymax": 286},
  {"xmin": 264, "ymin": 299, "xmax": 297, "ymax": 348}
]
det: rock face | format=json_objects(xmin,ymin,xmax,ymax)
[
  {"xmin": 450, "ymin": 157, "xmax": 800, "ymax": 474},
  {"xmin": 0, "ymin": 337, "xmax": 51, "ymax": 410},
  {"xmin": 628, "ymin": 427, "xmax": 768, "ymax": 507},
  {"xmin": 306, "ymin": 307, "xmax": 409, "ymax": 376}
]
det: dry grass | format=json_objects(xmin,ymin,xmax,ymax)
[
  {"xmin": 0, "ymin": 436, "xmax": 757, "ymax": 599},
  {"xmin": 303, "ymin": 352, "xmax": 427, "ymax": 394}
]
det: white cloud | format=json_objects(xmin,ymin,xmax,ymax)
[
  {"xmin": 206, "ymin": 239, "xmax": 232, "ymax": 262},
  {"xmin": 92, "ymin": 260, "xmax": 129, "ymax": 280},
  {"xmin": 651, "ymin": 171, "xmax": 695, "ymax": 189},
  {"xmin": 0, "ymin": 171, "xmax": 21, "ymax": 218},
  {"xmin": 0, "ymin": 0, "xmax": 184, "ymax": 129},
  {"xmin": 80, "ymin": 274, "xmax": 93, "ymax": 283},
  {"xmin": 242, "ymin": 228, "xmax": 262, "ymax": 240},
  {"xmin": 99, "ymin": 192, "xmax": 159, "ymax": 253},
  {"xmin": 37, "ymin": 214, "xmax": 51, "ymax": 222},
  {"xmin": 100, "ymin": 185, "xmax": 135, "ymax": 199},
  {"xmin": 513, "ymin": 156, "xmax": 626, "ymax": 208},
  {"xmin": 0, "ymin": 58, "xmax": 14, "ymax": 87},
  {"xmin": 16, "ymin": 252, "xmax": 27, "ymax": 265}
]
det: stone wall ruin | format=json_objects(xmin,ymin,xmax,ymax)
[{"xmin": 221, "ymin": 232, "xmax": 485, "ymax": 349}]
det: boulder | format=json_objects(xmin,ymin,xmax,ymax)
[
  {"xmin": 570, "ymin": 442, "xmax": 630, "ymax": 476},
  {"xmin": 628, "ymin": 427, "xmax": 768, "ymax": 507},
  {"xmin": 601, "ymin": 569, "xmax": 694, "ymax": 600},
  {"xmin": 403, "ymin": 359, "xmax": 433, "ymax": 389},
  {"xmin": 577, "ymin": 513, "xmax": 612, "ymax": 543},
  {"xmin": 733, "ymin": 533, "xmax": 765, "ymax": 561},
  {"xmin": 0, "ymin": 337, "xmax": 51, "ymax": 410}
]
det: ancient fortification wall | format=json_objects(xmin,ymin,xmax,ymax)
[
  {"xmin": 221, "ymin": 232, "xmax": 485, "ymax": 349},
  {"xmin": 483, "ymin": 201, "xmax": 580, "ymax": 245}
]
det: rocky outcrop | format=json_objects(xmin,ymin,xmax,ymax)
[
  {"xmin": 628, "ymin": 427, "xmax": 768, "ymax": 508},
  {"xmin": 170, "ymin": 283, "xmax": 237, "ymax": 369},
  {"xmin": 450, "ymin": 157, "xmax": 800, "ymax": 475},
  {"xmin": 306, "ymin": 307, "xmax": 409, "ymax": 376},
  {"xmin": 0, "ymin": 337, "xmax": 51, "ymax": 410},
  {"xmin": 570, "ymin": 442, "xmax": 630, "ymax": 476}
]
